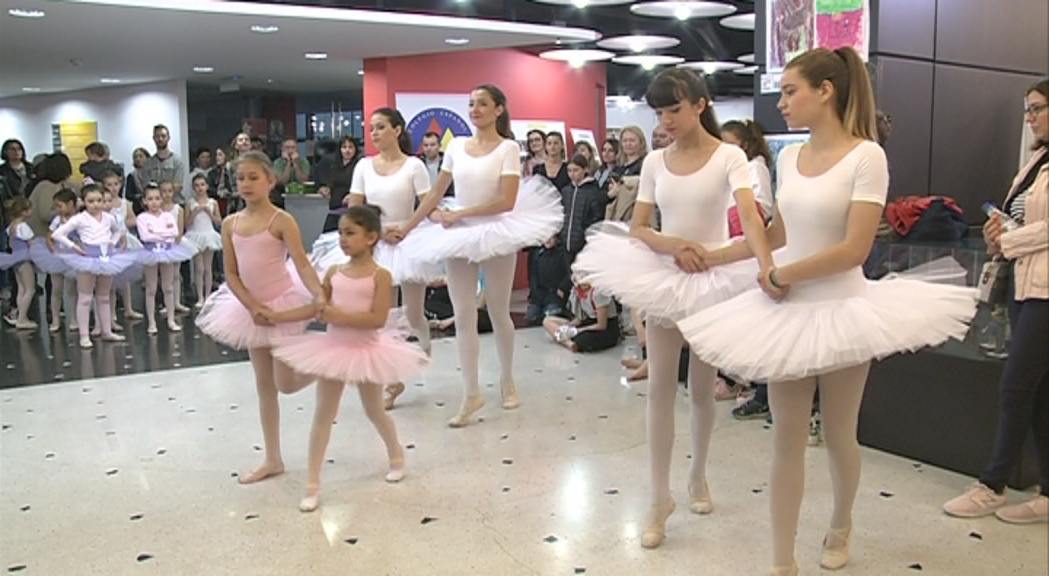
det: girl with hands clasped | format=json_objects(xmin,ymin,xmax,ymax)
[
  {"xmin": 195, "ymin": 151, "xmax": 326, "ymax": 486},
  {"xmin": 266, "ymin": 205, "xmax": 428, "ymax": 512},
  {"xmin": 184, "ymin": 174, "xmax": 224, "ymax": 307},
  {"xmin": 675, "ymin": 48, "xmax": 977, "ymax": 575},
  {"xmin": 136, "ymin": 184, "xmax": 196, "ymax": 335},
  {"xmin": 573, "ymin": 68, "xmax": 769, "ymax": 550}
]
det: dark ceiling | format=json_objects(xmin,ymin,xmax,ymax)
[{"xmin": 253, "ymin": 0, "xmax": 757, "ymax": 100}]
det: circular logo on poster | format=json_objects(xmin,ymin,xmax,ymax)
[{"xmin": 407, "ymin": 107, "xmax": 472, "ymax": 154}]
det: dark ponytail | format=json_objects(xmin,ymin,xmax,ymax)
[
  {"xmin": 645, "ymin": 68, "xmax": 722, "ymax": 140},
  {"xmin": 721, "ymin": 119, "xmax": 772, "ymax": 165},
  {"xmin": 475, "ymin": 84, "xmax": 514, "ymax": 140},
  {"xmin": 373, "ymin": 107, "xmax": 414, "ymax": 155}
]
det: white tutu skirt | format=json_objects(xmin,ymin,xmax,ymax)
[
  {"xmin": 58, "ymin": 244, "xmax": 139, "ymax": 276},
  {"xmin": 572, "ymin": 222, "xmax": 763, "ymax": 324},
  {"xmin": 29, "ymin": 240, "xmax": 70, "ymax": 275},
  {"xmin": 125, "ymin": 234, "xmax": 143, "ymax": 251},
  {"xmin": 137, "ymin": 241, "xmax": 197, "ymax": 266},
  {"xmin": 677, "ymin": 264, "xmax": 978, "ymax": 382},
  {"xmin": 184, "ymin": 228, "xmax": 223, "ymax": 252},
  {"xmin": 308, "ymin": 231, "xmax": 347, "ymax": 275},
  {"xmin": 399, "ymin": 177, "xmax": 564, "ymax": 264},
  {"xmin": 271, "ymin": 311, "xmax": 429, "ymax": 384}
]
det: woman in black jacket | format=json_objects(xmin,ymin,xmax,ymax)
[
  {"xmin": 533, "ymin": 132, "xmax": 570, "ymax": 190},
  {"xmin": 559, "ymin": 154, "xmax": 605, "ymax": 265},
  {"xmin": 317, "ymin": 136, "xmax": 361, "ymax": 232}
]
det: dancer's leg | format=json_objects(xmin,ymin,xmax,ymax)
[
  {"xmin": 49, "ymin": 273, "xmax": 64, "ymax": 331},
  {"xmin": 94, "ymin": 275, "xmax": 117, "ymax": 337},
  {"xmin": 144, "ymin": 265, "xmax": 159, "ymax": 333},
  {"xmin": 14, "ymin": 263, "xmax": 35, "ymax": 324},
  {"xmin": 75, "ymin": 273, "xmax": 96, "ymax": 344},
  {"xmin": 401, "ymin": 282, "xmax": 430, "ymax": 354},
  {"xmin": 768, "ymin": 376, "xmax": 818, "ymax": 568},
  {"xmin": 641, "ymin": 322, "xmax": 684, "ymax": 548},
  {"xmin": 240, "ymin": 347, "xmax": 285, "ymax": 484},
  {"xmin": 193, "ymin": 253, "xmax": 206, "ymax": 304},
  {"xmin": 300, "ymin": 378, "xmax": 344, "ymax": 510},
  {"xmin": 480, "ymin": 254, "xmax": 518, "ymax": 407},
  {"xmin": 686, "ymin": 350, "xmax": 718, "ymax": 512},
  {"xmin": 444, "ymin": 258, "xmax": 484, "ymax": 426},
  {"xmin": 358, "ymin": 383, "xmax": 405, "ymax": 481},
  {"xmin": 160, "ymin": 263, "xmax": 179, "ymax": 330}
]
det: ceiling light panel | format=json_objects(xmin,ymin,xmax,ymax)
[
  {"xmin": 737, "ymin": 53, "xmax": 755, "ymax": 63},
  {"xmin": 8, "ymin": 8, "xmax": 46, "ymax": 18},
  {"xmin": 630, "ymin": 2, "xmax": 737, "ymax": 20},
  {"xmin": 597, "ymin": 35, "xmax": 681, "ymax": 53},
  {"xmin": 612, "ymin": 54, "xmax": 685, "ymax": 69},
  {"xmin": 540, "ymin": 49, "xmax": 615, "ymax": 63},
  {"xmin": 678, "ymin": 60, "xmax": 744, "ymax": 73},
  {"xmin": 720, "ymin": 13, "xmax": 756, "ymax": 30},
  {"xmin": 530, "ymin": 0, "xmax": 634, "ymax": 6}
]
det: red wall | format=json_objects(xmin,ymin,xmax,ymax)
[{"xmin": 363, "ymin": 48, "xmax": 607, "ymax": 290}]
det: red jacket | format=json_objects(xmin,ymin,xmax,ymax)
[{"xmin": 885, "ymin": 195, "xmax": 963, "ymax": 236}]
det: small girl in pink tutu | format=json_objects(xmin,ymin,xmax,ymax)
[
  {"xmin": 267, "ymin": 205, "xmax": 429, "ymax": 512},
  {"xmin": 195, "ymin": 151, "xmax": 325, "ymax": 485},
  {"xmin": 137, "ymin": 184, "xmax": 196, "ymax": 335}
]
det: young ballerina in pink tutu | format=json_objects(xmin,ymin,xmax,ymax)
[
  {"xmin": 51, "ymin": 184, "xmax": 138, "ymax": 348},
  {"xmin": 30, "ymin": 188, "xmax": 78, "ymax": 333},
  {"xmin": 137, "ymin": 184, "xmax": 196, "ymax": 334},
  {"xmin": 268, "ymin": 205, "xmax": 428, "ymax": 511},
  {"xmin": 195, "ymin": 151, "xmax": 325, "ymax": 485},
  {"xmin": 397, "ymin": 84, "xmax": 563, "ymax": 427}
]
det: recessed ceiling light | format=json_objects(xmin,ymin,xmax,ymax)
[
  {"xmin": 612, "ymin": 54, "xmax": 685, "ymax": 70},
  {"xmin": 738, "ymin": 53, "xmax": 755, "ymax": 64},
  {"xmin": 530, "ymin": 0, "xmax": 633, "ymax": 5},
  {"xmin": 630, "ymin": 2, "xmax": 736, "ymax": 20},
  {"xmin": 22, "ymin": 87, "xmax": 41, "ymax": 92},
  {"xmin": 444, "ymin": 37, "xmax": 470, "ymax": 45},
  {"xmin": 720, "ymin": 13, "xmax": 756, "ymax": 31},
  {"xmin": 304, "ymin": 52, "xmax": 328, "ymax": 60},
  {"xmin": 678, "ymin": 60, "xmax": 744, "ymax": 74},
  {"xmin": 193, "ymin": 66, "xmax": 215, "ymax": 73},
  {"xmin": 250, "ymin": 25, "xmax": 279, "ymax": 33},
  {"xmin": 733, "ymin": 65, "xmax": 758, "ymax": 75},
  {"xmin": 100, "ymin": 78, "xmax": 122, "ymax": 84},
  {"xmin": 267, "ymin": 79, "xmax": 275, "ymax": 84},
  {"xmin": 8, "ymin": 8, "xmax": 45, "ymax": 18},
  {"xmin": 540, "ymin": 49, "xmax": 616, "ymax": 68},
  {"xmin": 357, "ymin": 69, "xmax": 364, "ymax": 75},
  {"xmin": 597, "ymin": 35, "xmax": 681, "ymax": 53}
]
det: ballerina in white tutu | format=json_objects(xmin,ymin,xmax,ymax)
[
  {"xmin": 0, "ymin": 197, "xmax": 37, "ymax": 330},
  {"xmin": 573, "ymin": 67, "xmax": 772, "ymax": 550},
  {"xmin": 184, "ymin": 174, "xmax": 223, "ymax": 307},
  {"xmin": 97, "ymin": 173, "xmax": 144, "ymax": 335},
  {"xmin": 336, "ymin": 107, "xmax": 443, "ymax": 409},
  {"xmin": 136, "ymin": 184, "xmax": 197, "ymax": 334},
  {"xmin": 395, "ymin": 84, "xmax": 563, "ymax": 427},
  {"xmin": 675, "ymin": 48, "xmax": 977, "ymax": 576}
]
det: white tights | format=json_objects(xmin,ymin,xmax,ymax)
[
  {"xmin": 48, "ymin": 273, "xmax": 76, "ymax": 327},
  {"xmin": 247, "ymin": 347, "xmax": 314, "ymax": 471},
  {"xmin": 144, "ymin": 264, "xmax": 176, "ymax": 330},
  {"xmin": 444, "ymin": 255, "xmax": 516, "ymax": 402},
  {"xmin": 75, "ymin": 273, "xmax": 114, "ymax": 340},
  {"xmin": 396, "ymin": 282, "xmax": 430, "ymax": 354},
  {"xmin": 646, "ymin": 323, "xmax": 718, "ymax": 505},
  {"xmin": 12, "ymin": 263, "xmax": 35, "ymax": 323},
  {"xmin": 768, "ymin": 362, "xmax": 870, "ymax": 567},
  {"xmin": 193, "ymin": 250, "xmax": 215, "ymax": 304}
]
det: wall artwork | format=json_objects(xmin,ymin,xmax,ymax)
[
  {"xmin": 51, "ymin": 120, "xmax": 98, "ymax": 183},
  {"xmin": 767, "ymin": 0, "xmax": 869, "ymax": 72}
]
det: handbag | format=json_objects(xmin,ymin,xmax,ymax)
[{"xmin": 978, "ymin": 256, "xmax": 1010, "ymax": 304}]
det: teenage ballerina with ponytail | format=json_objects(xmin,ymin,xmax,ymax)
[
  {"xmin": 674, "ymin": 47, "xmax": 976, "ymax": 575},
  {"xmin": 396, "ymin": 84, "xmax": 563, "ymax": 427},
  {"xmin": 307, "ymin": 108, "xmax": 442, "ymax": 409}
]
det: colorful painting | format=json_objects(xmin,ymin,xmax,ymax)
[
  {"xmin": 768, "ymin": 0, "xmax": 813, "ymax": 72},
  {"xmin": 815, "ymin": 0, "xmax": 869, "ymax": 59}
]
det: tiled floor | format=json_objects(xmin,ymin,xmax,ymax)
[{"xmin": 1, "ymin": 329, "xmax": 1046, "ymax": 575}]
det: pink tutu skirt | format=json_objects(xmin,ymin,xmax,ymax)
[
  {"xmin": 195, "ymin": 282, "xmax": 313, "ymax": 350},
  {"xmin": 29, "ymin": 240, "xmax": 70, "ymax": 275},
  {"xmin": 677, "ymin": 261, "xmax": 978, "ymax": 382},
  {"xmin": 572, "ymin": 222, "xmax": 765, "ymax": 324},
  {"xmin": 400, "ymin": 177, "xmax": 564, "ymax": 264},
  {"xmin": 137, "ymin": 241, "xmax": 197, "ymax": 266},
  {"xmin": 58, "ymin": 244, "xmax": 138, "ymax": 276},
  {"xmin": 272, "ymin": 318, "xmax": 429, "ymax": 385}
]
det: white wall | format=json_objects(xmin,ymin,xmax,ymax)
[
  {"xmin": 0, "ymin": 80, "xmax": 189, "ymax": 176},
  {"xmin": 606, "ymin": 97, "xmax": 755, "ymax": 140}
]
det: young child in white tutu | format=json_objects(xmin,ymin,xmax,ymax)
[
  {"xmin": 396, "ymin": 84, "xmax": 564, "ymax": 427},
  {"xmin": 0, "ymin": 197, "xmax": 37, "ymax": 330},
  {"xmin": 266, "ymin": 205, "xmax": 428, "ymax": 512},
  {"xmin": 195, "ymin": 151, "xmax": 325, "ymax": 485},
  {"xmin": 572, "ymin": 68, "xmax": 771, "ymax": 550},
  {"xmin": 137, "ymin": 184, "xmax": 196, "ymax": 334},
  {"xmin": 184, "ymin": 174, "xmax": 223, "ymax": 307},
  {"xmin": 675, "ymin": 48, "xmax": 976, "ymax": 575},
  {"xmin": 30, "ymin": 189, "xmax": 78, "ymax": 332},
  {"xmin": 51, "ymin": 184, "xmax": 138, "ymax": 348},
  {"xmin": 101, "ymin": 171, "xmax": 143, "ymax": 328}
]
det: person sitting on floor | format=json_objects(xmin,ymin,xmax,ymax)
[{"xmin": 542, "ymin": 280, "xmax": 619, "ymax": 353}]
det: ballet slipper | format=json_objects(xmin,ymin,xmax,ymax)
[
  {"xmin": 627, "ymin": 363, "xmax": 649, "ymax": 382},
  {"xmin": 688, "ymin": 479, "xmax": 713, "ymax": 515},
  {"xmin": 769, "ymin": 562, "xmax": 799, "ymax": 576},
  {"xmin": 100, "ymin": 333, "xmax": 125, "ymax": 342},
  {"xmin": 111, "ymin": 321, "xmax": 123, "ymax": 333},
  {"xmin": 641, "ymin": 498, "xmax": 676, "ymax": 549},
  {"xmin": 168, "ymin": 321, "xmax": 182, "ymax": 332},
  {"xmin": 501, "ymin": 381, "xmax": 519, "ymax": 410},
  {"xmin": 147, "ymin": 325, "xmax": 158, "ymax": 336},
  {"xmin": 299, "ymin": 483, "xmax": 320, "ymax": 513},
  {"xmin": 14, "ymin": 320, "xmax": 38, "ymax": 330},
  {"xmin": 69, "ymin": 322, "xmax": 79, "ymax": 332},
  {"xmin": 90, "ymin": 327, "xmax": 101, "ymax": 337},
  {"xmin": 820, "ymin": 524, "xmax": 852, "ymax": 570},
  {"xmin": 386, "ymin": 455, "xmax": 406, "ymax": 483},
  {"xmin": 175, "ymin": 304, "xmax": 191, "ymax": 314},
  {"xmin": 194, "ymin": 300, "xmax": 204, "ymax": 310},
  {"xmin": 125, "ymin": 310, "xmax": 144, "ymax": 320},
  {"xmin": 79, "ymin": 338, "xmax": 93, "ymax": 349},
  {"xmin": 238, "ymin": 461, "xmax": 285, "ymax": 485},
  {"xmin": 384, "ymin": 382, "xmax": 406, "ymax": 411},
  {"xmin": 49, "ymin": 323, "xmax": 61, "ymax": 333},
  {"xmin": 447, "ymin": 394, "xmax": 485, "ymax": 428}
]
